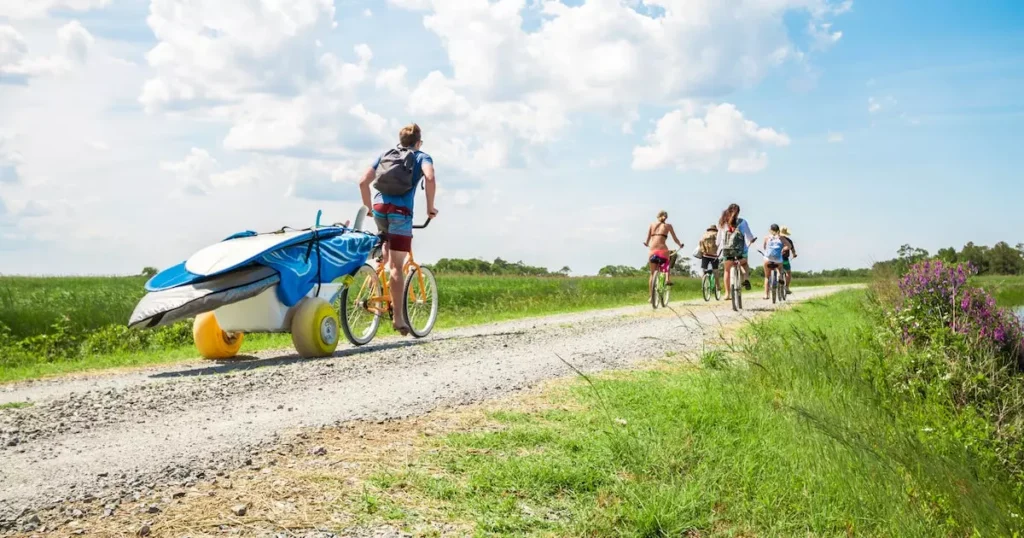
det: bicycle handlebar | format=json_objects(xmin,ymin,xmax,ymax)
[{"xmin": 412, "ymin": 217, "xmax": 432, "ymax": 230}]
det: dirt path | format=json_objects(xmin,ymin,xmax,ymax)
[{"xmin": 0, "ymin": 286, "xmax": 851, "ymax": 531}]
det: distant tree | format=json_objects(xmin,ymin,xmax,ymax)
[
  {"xmin": 557, "ymin": 266, "xmax": 571, "ymax": 276},
  {"xmin": 141, "ymin": 267, "xmax": 158, "ymax": 278},
  {"xmin": 936, "ymin": 247, "xmax": 958, "ymax": 264},
  {"xmin": 987, "ymin": 241, "xmax": 1024, "ymax": 275},
  {"xmin": 960, "ymin": 242, "xmax": 991, "ymax": 274},
  {"xmin": 598, "ymin": 265, "xmax": 645, "ymax": 277}
]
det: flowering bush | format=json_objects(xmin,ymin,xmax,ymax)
[{"xmin": 894, "ymin": 260, "xmax": 1024, "ymax": 366}]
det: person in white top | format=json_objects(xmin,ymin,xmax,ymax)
[{"xmin": 716, "ymin": 203, "xmax": 756, "ymax": 300}]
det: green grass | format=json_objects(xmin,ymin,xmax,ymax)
[
  {"xmin": 975, "ymin": 274, "xmax": 1024, "ymax": 307},
  {"xmin": 0, "ymin": 273, "xmax": 859, "ymax": 384},
  {"xmin": 0, "ymin": 401, "xmax": 33, "ymax": 410},
  {"xmin": 358, "ymin": 290, "xmax": 1023, "ymax": 536}
]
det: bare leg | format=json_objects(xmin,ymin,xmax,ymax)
[
  {"xmin": 763, "ymin": 262, "xmax": 771, "ymax": 298},
  {"xmin": 389, "ymin": 250, "xmax": 409, "ymax": 335},
  {"xmin": 723, "ymin": 261, "xmax": 733, "ymax": 298}
]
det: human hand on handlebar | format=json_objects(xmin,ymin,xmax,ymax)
[{"xmin": 427, "ymin": 207, "xmax": 439, "ymax": 218}]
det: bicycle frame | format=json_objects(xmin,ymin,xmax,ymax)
[{"xmin": 356, "ymin": 218, "xmax": 432, "ymax": 317}]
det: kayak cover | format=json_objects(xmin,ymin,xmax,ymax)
[
  {"xmin": 132, "ymin": 226, "xmax": 380, "ymax": 328},
  {"xmin": 129, "ymin": 265, "xmax": 279, "ymax": 329}
]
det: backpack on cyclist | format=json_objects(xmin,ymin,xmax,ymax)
[
  {"xmin": 722, "ymin": 219, "xmax": 746, "ymax": 258},
  {"xmin": 699, "ymin": 231, "xmax": 718, "ymax": 257},
  {"xmin": 765, "ymin": 235, "xmax": 785, "ymax": 260},
  {"xmin": 372, "ymin": 146, "xmax": 417, "ymax": 196}
]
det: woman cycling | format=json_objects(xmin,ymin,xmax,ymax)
[
  {"xmin": 716, "ymin": 203, "xmax": 755, "ymax": 300},
  {"xmin": 644, "ymin": 210, "xmax": 683, "ymax": 288},
  {"xmin": 762, "ymin": 224, "xmax": 785, "ymax": 299}
]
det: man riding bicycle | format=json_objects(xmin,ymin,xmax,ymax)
[
  {"xmin": 697, "ymin": 223, "xmax": 723, "ymax": 295},
  {"xmin": 359, "ymin": 123, "xmax": 438, "ymax": 336}
]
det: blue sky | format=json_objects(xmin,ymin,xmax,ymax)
[{"xmin": 0, "ymin": 0, "xmax": 1022, "ymax": 276}]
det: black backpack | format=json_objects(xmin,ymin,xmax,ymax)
[{"xmin": 372, "ymin": 146, "xmax": 417, "ymax": 196}]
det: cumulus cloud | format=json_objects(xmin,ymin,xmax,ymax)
[
  {"xmin": 1, "ymin": 22, "xmax": 94, "ymax": 81},
  {"xmin": 631, "ymin": 102, "xmax": 790, "ymax": 173},
  {"xmin": 827, "ymin": 131, "xmax": 844, "ymax": 143},
  {"xmin": 389, "ymin": 0, "xmax": 847, "ymax": 171},
  {"xmin": 139, "ymin": 0, "xmax": 337, "ymax": 112},
  {"xmin": 57, "ymin": 21, "xmax": 94, "ymax": 63},
  {"xmin": 0, "ymin": 0, "xmax": 111, "ymax": 20},
  {"xmin": 160, "ymin": 148, "xmax": 218, "ymax": 195}
]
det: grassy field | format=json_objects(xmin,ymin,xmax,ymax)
[
  {"xmin": 975, "ymin": 274, "xmax": 1024, "ymax": 306},
  {"xmin": 348, "ymin": 290, "xmax": 1022, "ymax": 536},
  {"xmin": 0, "ymin": 272, "xmax": 855, "ymax": 383}
]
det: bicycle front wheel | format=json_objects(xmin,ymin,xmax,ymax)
[
  {"xmin": 713, "ymin": 274, "xmax": 721, "ymax": 301},
  {"xmin": 340, "ymin": 264, "xmax": 382, "ymax": 346},
  {"xmin": 403, "ymin": 265, "xmax": 439, "ymax": 338}
]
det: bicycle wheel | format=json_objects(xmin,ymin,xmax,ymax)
[
  {"xmin": 713, "ymin": 273, "xmax": 721, "ymax": 301},
  {"xmin": 403, "ymin": 265, "xmax": 439, "ymax": 338},
  {"xmin": 660, "ymin": 273, "xmax": 671, "ymax": 307},
  {"xmin": 771, "ymin": 269, "xmax": 778, "ymax": 304},
  {"xmin": 650, "ymin": 273, "xmax": 659, "ymax": 309},
  {"xmin": 731, "ymin": 265, "xmax": 742, "ymax": 311},
  {"xmin": 702, "ymin": 273, "xmax": 712, "ymax": 302},
  {"xmin": 340, "ymin": 264, "xmax": 382, "ymax": 346}
]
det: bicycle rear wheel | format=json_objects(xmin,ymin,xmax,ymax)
[
  {"xmin": 771, "ymin": 269, "xmax": 778, "ymax": 304},
  {"xmin": 660, "ymin": 273, "xmax": 670, "ymax": 307},
  {"xmin": 702, "ymin": 273, "xmax": 711, "ymax": 301},
  {"xmin": 650, "ymin": 273, "xmax": 659, "ymax": 309},
  {"xmin": 731, "ymin": 265, "xmax": 742, "ymax": 311},
  {"xmin": 403, "ymin": 266, "xmax": 439, "ymax": 338},
  {"xmin": 340, "ymin": 264, "xmax": 382, "ymax": 346}
]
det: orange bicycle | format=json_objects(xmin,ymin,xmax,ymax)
[{"xmin": 338, "ymin": 218, "xmax": 438, "ymax": 345}]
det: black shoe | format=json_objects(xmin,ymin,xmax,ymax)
[
  {"xmin": 743, "ymin": 280, "xmax": 752, "ymax": 290},
  {"xmin": 666, "ymin": 282, "xmax": 675, "ymax": 286}
]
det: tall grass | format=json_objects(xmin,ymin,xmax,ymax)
[{"xmin": 361, "ymin": 291, "xmax": 1023, "ymax": 536}]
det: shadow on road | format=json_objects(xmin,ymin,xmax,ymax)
[{"xmin": 148, "ymin": 330, "xmax": 528, "ymax": 380}]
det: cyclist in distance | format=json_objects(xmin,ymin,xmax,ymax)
[
  {"xmin": 762, "ymin": 224, "xmax": 785, "ymax": 299},
  {"xmin": 698, "ymin": 223, "xmax": 723, "ymax": 295},
  {"xmin": 359, "ymin": 122, "xmax": 438, "ymax": 336},
  {"xmin": 716, "ymin": 203, "xmax": 755, "ymax": 299},
  {"xmin": 644, "ymin": 210, "xmax": 683, "ymax": 288},
  {"xmin": 780, "ymin": 226, "xmax": 798, "ymax": 294}
]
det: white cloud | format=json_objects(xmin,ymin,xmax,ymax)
[
  {"xmin": 809, "ymin": 21, "xmax": 843, "ymax": 49},
  {"xmin": 631, "ymin": 102, "xmax": 790, "ymax": 173},
  {"xmin": 363, "ymin": 8, "xmax": 373, "ymax": 17},
  {"xmin": 827, "ymin": 131, "xmax": 844, "ymax": 143},
  {"xmin": 160, "ymin": 148, "xmax": 218, "ymax": 195},
  {"xmin": 139, "ymin": 0, "xmax": 337, "ymax": 112},
  {"xmin": 375, "ymin": 65, "xmax": 409, "ymax": 96},
  {"xmin": 0, "ymin": 131, "xmax": 25, "ymax": 184},
  {"xmin": 57, "ymin": 21, "xmax": 94, "ymax": 63},
  {"xmin": 349, "ymin": 103, "xmax": 389, "ymax": 137},
  {"xmin": 868, "ymin": 96, "xmax": 881, "ymax": 114},
  {"xmin": 0, "ymin": 0, "xmax": 111, "ymax": 20}
]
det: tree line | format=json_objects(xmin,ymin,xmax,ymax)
[{"xmin": 874, "ymin": 242, "xmax": 1024, "ymax": 275}]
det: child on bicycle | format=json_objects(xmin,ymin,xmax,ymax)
[{"xmin": 762, "ymin": 224, "xmax": 785, "ymax": 299}]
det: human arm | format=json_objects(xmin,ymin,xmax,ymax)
[
  {"xmin": 422, "ymin": 161, "xmax": 438, "ymax": 217},
  {"xmin": 741, "ymin": 220, "xmax": 756, "ymax": 246},
  {"xmin": 669, "ymin": 225, "xmax": 683, "ymax": 249},
  {"xmin": 358, "ymin": 165, "xmax": 376, "ymax": 212},
  {"xmin": 789, "ymin": 238, "xmax": 798, "ymax": 258}
]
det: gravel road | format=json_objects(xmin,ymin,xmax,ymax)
[{"xmin": 0, "ymin": 286, "xmax": 849, "ymax": 531}]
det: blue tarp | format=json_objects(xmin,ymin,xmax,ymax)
[{"xmin": 144, "ymin": 226, "xmax": 379, "ymax": 308}]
